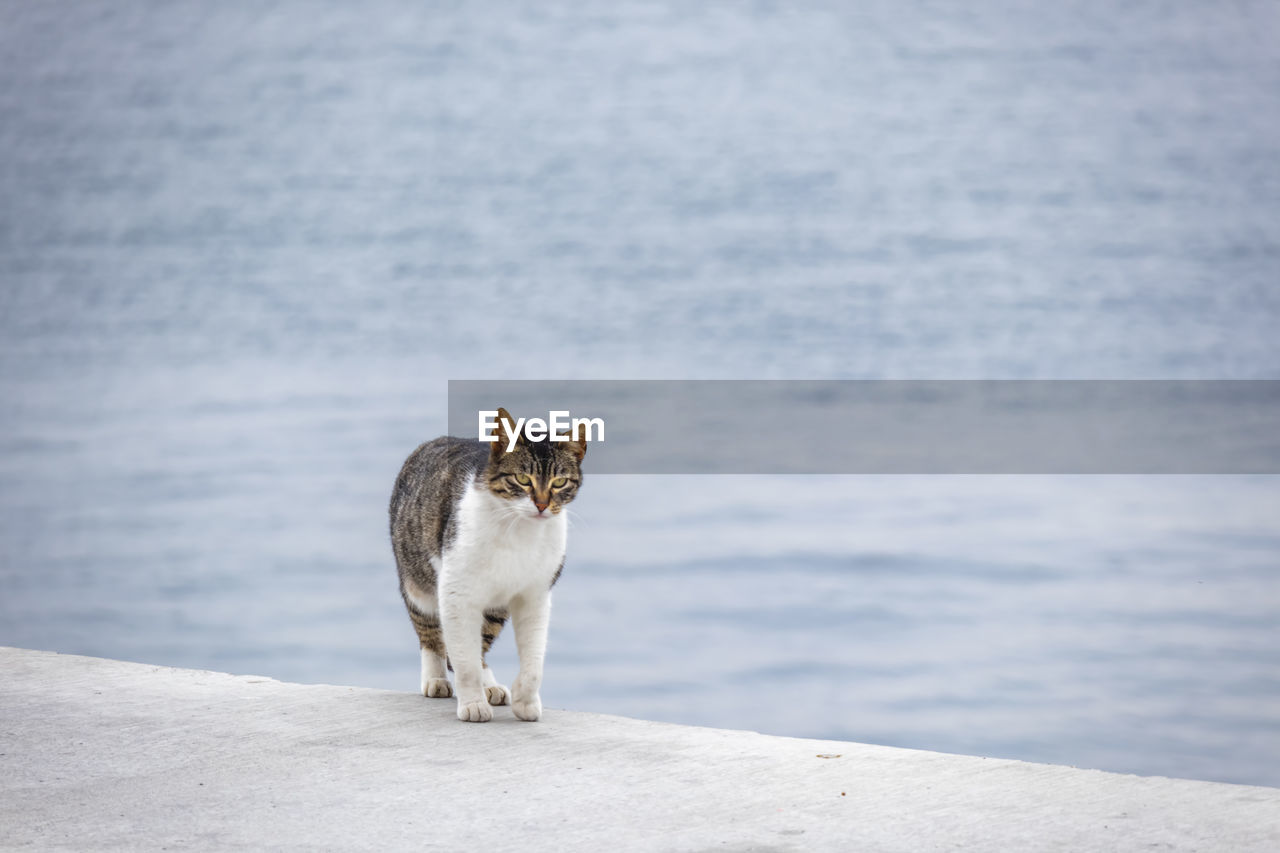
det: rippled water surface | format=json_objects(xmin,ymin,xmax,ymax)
[{"xmin": 2, "ymin": 1, "xmax": 1279, "ymax": 786}]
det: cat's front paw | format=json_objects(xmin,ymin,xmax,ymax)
[
  {"xmin": 423, "ymin": 678, "xmax": 453, "ymax": 699},
  {"xmin": 511, "ymin": 693, "xmax": 542, "ymax": 722},
  {"xmin": 456, "ymin": 698, "xmax": 494, "ymax": 723},
  {"xmin": 485, "ymin": 684, "xmax": 510, "ymax": 706}
]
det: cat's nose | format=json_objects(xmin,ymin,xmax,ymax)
[{"xmin": 534, "ymin": 500, "xmax": 549, "ymax": 513}]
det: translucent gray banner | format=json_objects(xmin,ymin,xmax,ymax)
[{"xmin": 447, "ymin": 381, "xmax": 1280, "ymax": 474}]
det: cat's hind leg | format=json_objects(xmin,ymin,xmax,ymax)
[
  {"xmin": 481, "ymin": 608, "xmax": 510, "ymax": 706},
  {"xmin": 408, "ymin": 606, "xmax": 452, "ymax": 698}
]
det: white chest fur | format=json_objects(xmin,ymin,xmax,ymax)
[{"xmin": 440, "ymin": 477, "xmax": 567, "ymax": 607}]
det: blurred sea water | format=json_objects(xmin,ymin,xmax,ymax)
[{"xmin": 1, "ymin": 2, "xmax": 1279, "ymax": 785}]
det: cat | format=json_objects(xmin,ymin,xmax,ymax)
[{"xmin": 389, "ymin": 407, "xmax": 586, "ymax": 722}]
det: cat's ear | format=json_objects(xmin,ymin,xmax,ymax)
[
  {"xmin": 561, "ymin": 421, "xmax": 587, "ymax": 462},
  {"xmin": 492, "ymin": 407, "xmax": 522, "ymax": 456}
]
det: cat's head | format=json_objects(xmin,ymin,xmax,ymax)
[{"xmin": 484, "ymin": 406, "xmax": 586, "ymax": 519}]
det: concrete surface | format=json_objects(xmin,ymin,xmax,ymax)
[{"xmin": 1, "ymin": 647, "xmax": 1276, "ymax": 852}]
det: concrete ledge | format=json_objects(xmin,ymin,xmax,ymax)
[{"xmin": 1, "ymin": 647, "xmax": 1276, "ymax": 851}]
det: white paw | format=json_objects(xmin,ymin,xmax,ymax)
[
  {"xmin": 511, "ymin": 693, "xmax": 542, "ymax": 722},
  {"xmin": 485, "ymin": 684, "xmax": 510, "ymax": 706},
  {"xmin": 423, "ymin": 678, "xmax": 453, "ymax": 699},
  {"xmin": 457, "ymin": 699, "xmax": 494, "ymax": 723}
]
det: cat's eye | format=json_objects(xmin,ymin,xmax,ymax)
[
  {"xmin": 515, "ymin": 473, "xmax": 532, "ymax": 486},
  {"xmin": 551, "ymin": 477, "xmax": 568, "ymax": 488}
]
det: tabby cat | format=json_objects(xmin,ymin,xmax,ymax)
[{"xmin": 389, "ymin": 407, "xmax": 585, "ymax": 722}]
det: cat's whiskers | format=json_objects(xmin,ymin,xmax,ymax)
[
  {"xmin": 496, "ymin": 503, "xmax": 524, "ymax": 539},
  {"xmin": 563, "ymin": 506, "xmax": 588, "ymax": 531}
]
